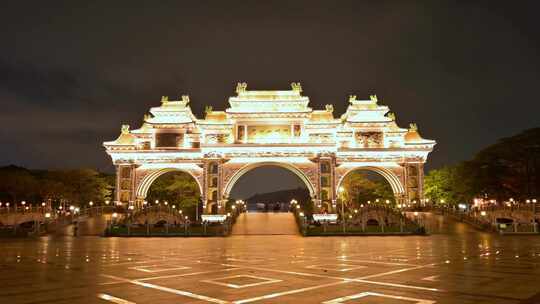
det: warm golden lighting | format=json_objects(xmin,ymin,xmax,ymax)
[{"xmin": 103, "ymin": 84, "xmax": 435, "ymax": 215}]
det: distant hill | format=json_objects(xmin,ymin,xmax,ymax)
[{"xmin": 244, "ymin": 187, "xmax": 310, "ymax": 210}]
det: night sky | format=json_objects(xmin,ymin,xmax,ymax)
[{"xmin": 2, "ymin": 1, "xmax": 540, "ymax": 196}]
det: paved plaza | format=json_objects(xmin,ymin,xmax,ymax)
[{"xmin": 1, "ymin": 215, "xmax": 540, "ymax": 303}]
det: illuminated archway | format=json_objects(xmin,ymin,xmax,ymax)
[
  {"xmin": 105, "ymin": 87, "xmax": 435, "ymax": 213},
  {"xmin": 223, "ymin": 162, "xmax": 316, "ymax": 200},
  {"xmin": 336, "ymin": 166, "xmax": 405, "ymax": 198}
]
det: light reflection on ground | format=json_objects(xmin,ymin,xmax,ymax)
[{"xmin": 0, "ymin": 214, "xmax": 539, "ymax": 303}]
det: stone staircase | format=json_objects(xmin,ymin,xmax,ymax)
[{"xmin": 231, "ymin": 212, "xmax": 299, "ymax": 235}]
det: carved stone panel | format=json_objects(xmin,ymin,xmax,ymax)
[{"xmin": 355, "ymin": 132, "xmax": 383, "ymax": 148}]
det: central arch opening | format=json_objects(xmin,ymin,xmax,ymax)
[{"xmin": 229, "ymin": 165, "xmax": 311, "ymax": 212}]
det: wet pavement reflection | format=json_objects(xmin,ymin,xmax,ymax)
[{"xmin": 1, "ymin": 213, "xmax": 539, "ymax": 303}]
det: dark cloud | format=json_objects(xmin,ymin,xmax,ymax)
[
  {"xmin": 0, "ymin": 59, "xmax": 81, "ymax": 106},
  {"xmin": 1, "ymin": 0, "xmax": 539, "ymax": 179}
]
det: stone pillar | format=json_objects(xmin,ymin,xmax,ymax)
[
  {"xmin": 217, "ymin": 160, "xmax": 224, "ymax": 214},
  {"xmin": 400, "ymin": 163, "xmax": 408, "ymax": 204},
  {"xmin": 330, "ymin": 156, "xmax": 337, "ymax": 201},
  {"xmin": 130, "ymin": 164, "xmax": 137, "ymax": 203},
  {"xmin": 417, "ymin": 163, "xmax": 425, "ymax": 202},
  {"xmin": 115, "ymin": 165, "xmax": 121, "ymax": 203},
  {"xmin": 116, "ymin": 164, "xmax": 136, "ymax": 205}
]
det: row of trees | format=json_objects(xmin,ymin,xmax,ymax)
[
  {"xmin": 425, "ymin": 128, "xmax": 540, "ymax": 204},
  {"xmin": 0, "ymin": 165, "xmax": 112, "ymax": 207}
]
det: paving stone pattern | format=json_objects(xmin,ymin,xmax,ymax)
[{"xmin": 1, "ymin": 214, "xmax": 540, "ymax": 303}]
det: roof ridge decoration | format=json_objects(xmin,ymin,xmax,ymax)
[
  {"xmin": 236, "ymin": 82, "xmax": 248, "ymax": 94},
  {"xmin": 227, "ymin": 82, "xmax": 311, "ymax": 113},
  {"xmin": 409, "ymin": 123, "xmax": 418, "ymax": 132},
  {"xmin": 121, "ymin": 124, "xmax": 130, "ymax": 134},
  {"xmin": 325, "ymin": 104, "xmax": 334, "ymax": 113},
  {"xmin": 291, "ymin": 82, "xmax": 302, "ymax": 93},
  {"xmin": 182, "ymin": 95, "xmax": 190, "ymax": 104}
]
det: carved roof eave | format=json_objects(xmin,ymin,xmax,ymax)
[
  {"xmin": 404, "ymin": 140, "xmax": 436, "ymax": 147},
  {"xmin": 385, "ymin": 128, "xmax": 409, "ymax": 134},
  {"xmin": 131, "ymin": 124, "xmax": 152, "ymax": 134},
  {"xmin": 102, "ymin": 143, "xmax": 138, "ymax": 151},
  {"xmin": 338, "ymin": 146, "xmax": 434, "ymax": 152},
  {"xmin": 145, "ymin": 121, "xmax": 196, "ymax": 128},
  {"xmin": 146, "ymin": 116, "xmax": 196, "ymax": 124},
  {"xmin": 196, "ymin": 120, "xmax": 234, "ymax": 126},
  {"xmin": 305, "ymin": 120, "xmax": 341, "ymax": 126},
  {"xmin": 225, "ymin": 110, "xmax": 312, "ymax": 116}
]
